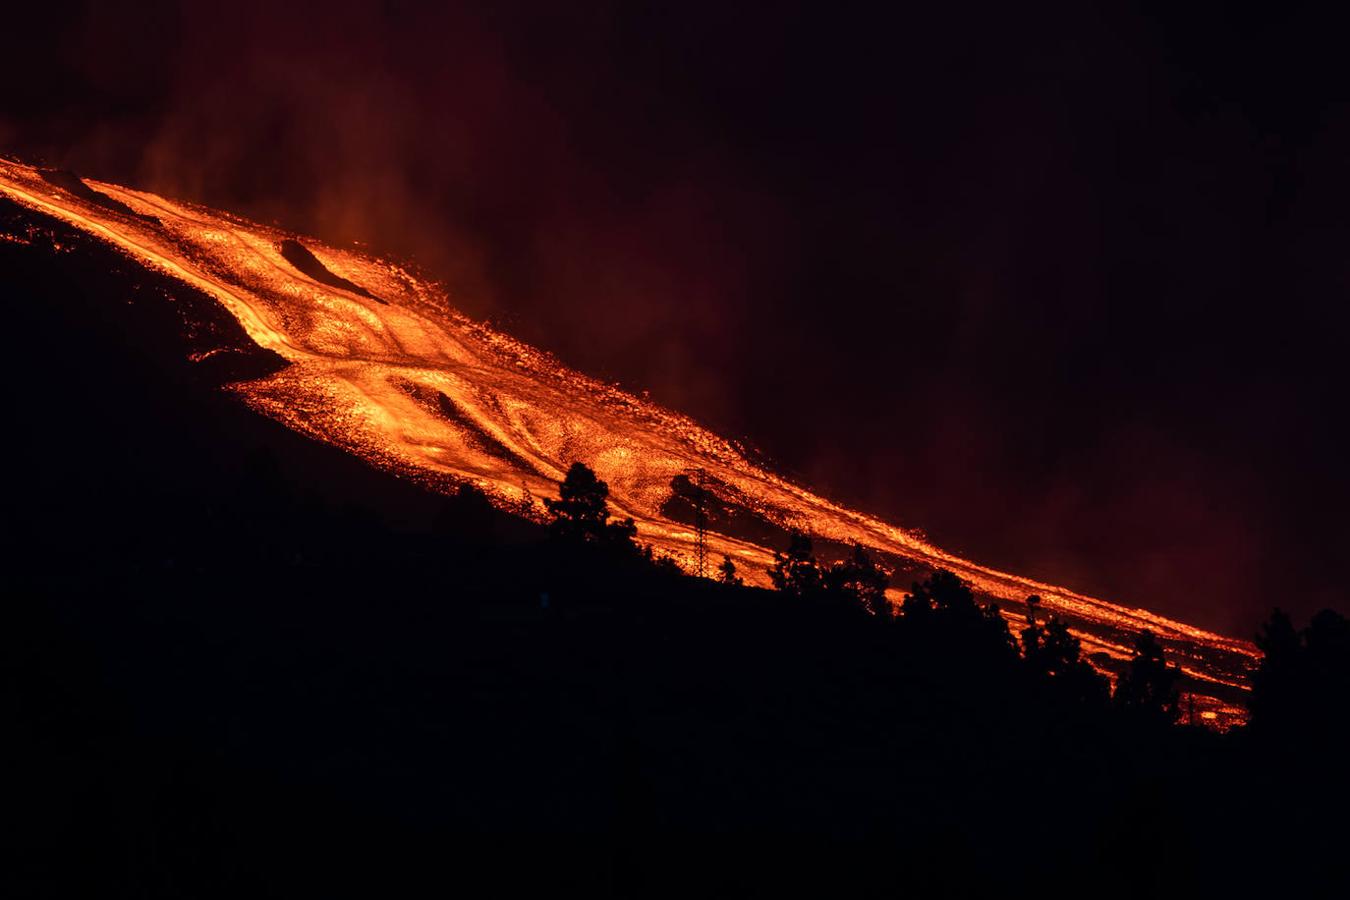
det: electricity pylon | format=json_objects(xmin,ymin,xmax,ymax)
[{"xmin": 694, "ymin": 468, "xmax": 709, "ymax": 579}]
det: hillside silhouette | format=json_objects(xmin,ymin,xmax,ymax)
[{"xmin": 5, "ymin": 195, "xmax": 1348, "ymax": 896}]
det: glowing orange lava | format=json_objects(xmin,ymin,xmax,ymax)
[{"xmin": 0, "ymin": 159, "xmax": 1257, "ymax": 725}]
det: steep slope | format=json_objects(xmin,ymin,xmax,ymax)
[{"xmin": 0, "ymin": 159, "xmax": 1256, "ymax": 720}]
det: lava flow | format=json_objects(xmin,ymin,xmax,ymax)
[{"xmin": 0, "ymin": 159, "xmax": 1258, "ymax": 724}]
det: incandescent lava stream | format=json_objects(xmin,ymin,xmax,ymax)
[{"xmin": 0, "ymin": 159, "xmax": 1257, "ymax": 725}]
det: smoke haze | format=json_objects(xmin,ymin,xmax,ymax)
[{"xmin": 5, "ymin": 1, "xmax": 1348, "ymax": 634}]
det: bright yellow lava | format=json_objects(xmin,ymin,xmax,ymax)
[{"xmin": 0, "ymin": 160, "xmax": 1257, "ymax": 725}]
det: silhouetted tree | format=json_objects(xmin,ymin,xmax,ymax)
[
  {"xmin": 1303, "ymin": 609, "xmax": 1350, "ymax": 752},
  {"xmin": 1021, "ymin": 595, "xmax": 1109, "ymax": 706},
  {"xmin": 904, "ymin": 569, "xmax": 986, "ymax": 630},
  {"xmin": 1303, "ymin": 609, "xmax": 1350, "ymax": 685},
  {"xmin": 901, "ymin": 569, "xmax": 1017, "ymax": 661},
  {"xmin": 1250, "ymin": 607, "xmax": 1350, "ymax": 746},
  {"xmin": 514, "ymin": 481, "xmax": 539, "ymax": 520},
  {"xmin": 900, "ymin": 577, "xmax": 935, "ymax": 624},
  {"xmin": 1250, "ymin": 608, "xmax": 1302, "ymax": 731},
  {"xmin": 640, "ymin": 544, "xmax": 684, "ymax": 575},
  {"xmin": 1021, "ymin": 595, "xmax": 1046, "ymax": 657},
  {"xmin": 544, "ymin": 462, "xmax": 637, "ymax": 548},
  {"xmin": 717, "ymin": 554, "xmax": 743, "ymax": 586},
  {"xmin": 768, "ymin": 530, "xmax": 823, "ymax": 598},
  {"xmin": 976, "ymin": 601, "xmax": 1019, "ymax": 662},
  {"xmin": 1113, "ymin": 630, "xmax": 1180, "ymax": 723},
  {"xmin": 1038, "ymin": 619, "xmax": 1081, "ymax": 673},
  {"xmin": 608, "ymin": 516, "xmax": 639, "ymax": 546},
  {"xmin": 825, "ymin": 543, "xmax": 891, "ymax": 618}
]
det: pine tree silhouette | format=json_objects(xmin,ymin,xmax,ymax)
[{"xmin": 544, "ymin": 462, "xmax": 637, "ymax": 548}]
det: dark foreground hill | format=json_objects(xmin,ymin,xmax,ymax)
[{"xmin": 4, "ymin": 198, "xmax": 1346, "ymax": 896}]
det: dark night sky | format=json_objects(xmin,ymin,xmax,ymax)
[{"xmin": 4, "ymin": 1, "xmax": 1348, "ymax": 635}]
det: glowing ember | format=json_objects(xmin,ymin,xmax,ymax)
[{"xmin": 0, "ymin": 159, "xmax": 1257, "ymax": 722}]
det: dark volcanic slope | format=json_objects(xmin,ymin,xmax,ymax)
[
  {"xmin": 0, "ymin": 160, "xmax": 1258, "ymax": 724},
  {"xmin": 5, "ymin": 184, "xmax": 1341, "ymax": 900},
  {"xmin": 1, "ymin": 196, "xmax": 453, "ymax": 560}
]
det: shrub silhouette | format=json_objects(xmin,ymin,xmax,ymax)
[{"xmin": 1113, "ymin": 630, "xmax": 1180, "ymax": 723}]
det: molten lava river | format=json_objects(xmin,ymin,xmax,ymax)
[{"xmin": 0, "ymin": 159, "xmax": 1257, "ymax": 725}]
